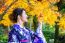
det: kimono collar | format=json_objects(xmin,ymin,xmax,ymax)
[{"xmin": 13, "ymin": 24, "xmax": 23, "ymax": 31}]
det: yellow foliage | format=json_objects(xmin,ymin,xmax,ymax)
[
  {"xmin": 59, "ymin": 16, "xmax": 65, "ymax": 29},
  {"xmin": 0, "ymin": 13, "xmax": 13, "ymax": 26},
  {"xmin": 0, "ymin": 19, "xmax": 12, "ymax": 26},
  {"xmin": 0, "ymin": 5, "xmax": 6, "ymax": 14},
  {"xmin": 5, "ymin": 0, "xmax": 13, "ymax": 6},
  {"xmin": 48, "ymin": 0, "xmax": 60, "ymax": 4},
  {"xmin": 0, "ymin": 0, "xmax": 60, "ymax": 26},
  {"xmin": 51, "ymin": 6, "xmax": 58, "ymax": 11},
  {"xmin": 42, "ymin": 8, "xmax": 58, "ymax": 25}
]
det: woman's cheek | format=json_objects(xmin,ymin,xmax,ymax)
[{"xmin": 21, "ymin": 14, "xmax": 27, "ymax": 22}]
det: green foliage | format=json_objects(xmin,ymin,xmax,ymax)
[
  {"xmin": 33, "ymin": 15, "xmax": 38, "ymax": 31},
  {"xmin": 0, "ymin": 25, "xmax": 8, "ymax": 43},
  {"xmin": 42, "ymin": 24, "xmax": 55, "ymax": 43}
]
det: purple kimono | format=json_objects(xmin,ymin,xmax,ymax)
[{"xmin": 8, "ymin": 24, "xmax": 47, "ymax": 43}]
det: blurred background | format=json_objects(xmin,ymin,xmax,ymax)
[{"xmin": 0, "ymin": 0, "xmax": 65, "ymax": 43}]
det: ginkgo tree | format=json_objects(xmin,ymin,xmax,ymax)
[
  {"xmin": 1, "ymin": 0, "xmax": 65, "ymax": 32},
  {"xmin": 0, "ymin": 0, "xmax": 61, "ymax": 27}
]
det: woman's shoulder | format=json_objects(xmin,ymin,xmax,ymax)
[
  {"xmin": 9, "ymin": 26, "xmax": 17, "ymax": 35},
  {"xmin": 9, "ymin": 26, "xmax": 24, "ymax": 36}
]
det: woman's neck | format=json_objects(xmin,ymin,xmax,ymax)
[{"xmin": 17, "ymin": 19, "xmax": 24, "ymax": 28}]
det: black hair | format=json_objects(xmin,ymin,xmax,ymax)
[{"xmin": 9, "ymin": 8, "xmax": 25, "ymax": 23}]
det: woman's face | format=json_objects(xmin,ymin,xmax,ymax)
[{"xmin": 20, "ymin": 10, "xmax": 28, "ymax": 22}]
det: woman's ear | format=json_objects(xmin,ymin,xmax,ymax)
[
  {"xmin": 18, "ymin": 15, "xmax": 23, "ymax": 21},
  {"xmin": 18, "ymin": 15, "xmax": 20, "ymax": 20}
]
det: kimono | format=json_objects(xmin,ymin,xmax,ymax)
[{"xmin": 8, "ymin": 24, "xmax": 47, "ymax": 43}]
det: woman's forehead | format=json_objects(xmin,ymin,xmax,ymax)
[
  {"xmin": 23, "ymin": 10, "xmax": 26, "ymax": 13},
  {"xmin": 21, "ymin": 10, "xmax": 27, "ymax": 16}
]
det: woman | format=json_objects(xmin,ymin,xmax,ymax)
[{"xmin": 8, "ymin": 8, "xmax": 47, "ymax": 43}]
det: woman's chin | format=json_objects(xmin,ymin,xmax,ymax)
[{"xmin": 24, "ymin": 20, "xmax": 28, "ymax": 23}]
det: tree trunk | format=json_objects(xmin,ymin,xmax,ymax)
[{"xmin": 54, "ymin": 21, "xmax": 59, "ymax": 43}]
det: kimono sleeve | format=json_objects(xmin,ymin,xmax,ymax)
[
  {"xmin": 28, "ymin": 29, "xmax": 43, "ymax": 43},
  {"xmin": 29, "ymin": 27, "xmax": 47, "ymax": 43}
]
